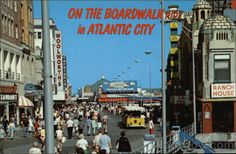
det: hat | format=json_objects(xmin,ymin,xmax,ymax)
[
  {"xmin": 33, "ymin": 141, "xmax": 39, "ymax": 147},
  {"xmin": 78, "ymin": 134, "xmax": 84, "ymax": 139}
]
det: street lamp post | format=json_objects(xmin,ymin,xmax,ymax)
[
  {"xmin": 41, "ymin": 0, "xmax": 54, "ymax": 153},
  {"xmin": 160, "ymin": 0, "xmax": 167, "ymax": 153}
]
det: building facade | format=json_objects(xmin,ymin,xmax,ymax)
[
  {"xmin": 0, "ymin": 0, "xmax": 35, "ymax": 123},
  {"xmin": 169, "ymin": 0, "xmax": 236, "ymax": 147},
  {"xmin": 34, "ymin": 19, "xmax": 66, "ymax": 104}
]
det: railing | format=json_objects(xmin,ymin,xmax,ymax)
[
  {"xmin": 179, "ymin": 131, "xmax": 215, "ymax": 153},
  {"xmin": 131, "ymin": 124, "xmax": 195, "ymax": 154}
]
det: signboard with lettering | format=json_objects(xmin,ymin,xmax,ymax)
[
  {"xmin": 102, "ymin": 80, "xmax": 138, "ymax": 93},
  {"xmin": 0, "ymin": 94, "xmax": 18, "ymax": 101},
  {"xmin": 55, "ymin": 31, "xmax": 64, "ymax": 91},
  {"xmin": 165, "ymin": 10, "xmax": 184, "ymax": 21},
  {"xmin": 211, "ymin": 83, "xmax": 236, "ymax": 98}
]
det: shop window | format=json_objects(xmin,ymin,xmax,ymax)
[{"xmin": 214, "ymin": 55, "xmax": 230, "ymax": 82}]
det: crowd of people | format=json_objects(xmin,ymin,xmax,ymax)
[
  {"xmin": 0, "ymin": 104, "xmax": 159, "ymax": 154},
  {"xmin": 0, "ymin": 102, "xmax": 161, "ymax": 154}
]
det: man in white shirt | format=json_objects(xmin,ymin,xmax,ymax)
[
  {"xmin": 66, "ymin": 118, "xmax": 74, "ymax": 139},
  {"xmin": 29, "ymin": 141, "xmax": 41, "ymax": 154},
  {"xmin": 76, "ymin": 134, "xmax": 89, "ymax": 152}
]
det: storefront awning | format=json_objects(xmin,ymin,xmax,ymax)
[{"xmin": 18, "ymin": 96, "xmax": 34, "ymax": 107}]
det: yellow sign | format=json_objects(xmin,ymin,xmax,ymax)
[
  {"xmin": 170, "ymin": 22, "xmax": 178, "ymax": 29},
  {"xmin": 170, "ymin": 35, "xmax": 179, "ymax": 42}
]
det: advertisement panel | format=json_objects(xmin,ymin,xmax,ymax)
[
  {"xmin": 102, "ymin": 80, "xmax": 137, "ymax": 93},
  {"xmin": 211, "ymin": 83, "xmax": 236, "ymax": 98}
]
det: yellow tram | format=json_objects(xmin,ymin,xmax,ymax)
[{"xmin": 122, "ymin": 105, "xmax": 146, "ymax": 128}]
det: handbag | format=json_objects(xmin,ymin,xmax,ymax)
[{"xmin": 62, "ymin": 136, "xmax": 67, "ymax": 143}]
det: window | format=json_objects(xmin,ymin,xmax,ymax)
[
  {"xmin": 37, "ymin": 32, "xmax": 42, "ymax": 39},
  {"xmin": 14, "ymin": 0, "xmax": 17, "ymax": 12},
  {"xmin": 1, "ymin": 15, "xmax": 4, "ymax": 33},
  {"xmin": 11, "ymin": 21, "xmax": 14, "ymax": 37},
  {"xmin": 15, "ymin": 25, "xmax": 18, "ymax": 38},
  {"xmin": 214, "ymin": 55, "xmax": 230, "ymax": 82},
  {"xmin": 22, "ymin": 29, "xmax": 25, "ymax": 42},
  {"xmin": 8, "ymin": 19, "xmax": 11, "ymax": 36},
  {"xmin": 21, "ymin": 3, "xmax": 23, "ymax": 19},
  {"xmin": 4, "ymin": 17, "xmax": 8, "ymax": 34},
  {"xmin": 171, "ymin": 42, "xmax": 178, "ymax": 48},
  {"xmin": 171, "ymin": 29, "xmax": 178, "ymax": 35},
  {"xmin": 195, "ymin": 10, "xmax": 198, "ymax": 21},
  {"xmin": 201, "ymin": 10, "xmax": 205, "ymax": 20}
]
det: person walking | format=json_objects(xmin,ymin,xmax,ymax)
[
  {"xmin": 116, "ymin": 131, "xmax": 131, "ymax": 153},
  {"xmin": 148, "ymin": 119, "xmax": 155, "ymax": 134},
  {"xmin": 8, "ymin": 119, "xmax": 15, "ymax": 140},
  {"xmin": 56, "ymin": 126, "xmax": 64, "ymax": 153},
  {"xmin": 23, "ymin": 116, "xmax": 29, "ymax": 137},
  {"xmin": 102, "ymin": 114, "xmax": 108, "ymax": 133},
  {"xmin": 2, "ymin": 116, "xmax": 8, "ymax": 135},
  {"xmin": 66, "ymin": 118, "xmax": 74, "ymax": 139},
  {"xmin": 99, "ymin": 129, "xmax": 111, "ymax": 154},
  {"xmin": 85, "ymin": 117, "xmax": 92, "ymax": 136},
  {"xmin": 39, "ymin": 126, "xmax": 45, "ymax": 150},
  {"xmin": 34, "ymin": 118, "xmax": 40, "ymax": 139},
  {"xmin": 93, "ymin": 129, "xmax": 102, "ymax": 147},
  {"xmin": 29, "ymin": 141, "xmax": 41, "ymax": 154},
  {"xmin": 76, "ymin": 134, "xmax": 89, "ymax": 154},
  {"xmin": 78, "ymin": 118, "xmax": 84, "ymax": 135},
  {"xmin": 0, "ymin": 125, "xmax": 6, "ymax": 154},
  {"xmin": 28, "ymin": 116, "xmax": 34, "ymax": 136},
  {"xmin": 91, "ymin": 119, "xmax": 97, "ymax": 136},
  {"xmin": 73, "ymin": 117, "xmax": 79, "ymax": 136}
]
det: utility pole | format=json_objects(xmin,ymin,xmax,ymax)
[
  {"xmin": 41, "ymin": 0, "xmax": 54, "ymax": 153},
  {"xmin": 160, "ymin": 0, "xmax": 167, "ymax": 153}
]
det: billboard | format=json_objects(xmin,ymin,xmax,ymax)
[{"xmin": 102, "ymin": 80, "xmax": 138, "ymax": 93}]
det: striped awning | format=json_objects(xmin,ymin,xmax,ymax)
[{"xmin": 18, "ymin": 96, "xmax": 34, "ymax": 107}]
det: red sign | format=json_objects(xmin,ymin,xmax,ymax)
[
  {"xmin": 0, "ymin": 86, "xmax": 17, "ymax": 94},
  {"xmin": 165, "ymin": 10, "xmax": 184, "ymax": 20}
]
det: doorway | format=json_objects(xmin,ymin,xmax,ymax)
[{"xmin": 212, "ymin": 102, "xmax": 233, "ymax": 132}]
